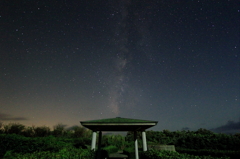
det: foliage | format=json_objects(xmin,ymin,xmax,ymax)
[
  {"xmin": 73, "ymin": 137, "xmax": 91, "ymax": 149},
  {"xmin": 3, "ymin": 147, "xmax": 95, "ymax": 159},
  {"xmin": 0, "ymin": 121, "xmax": 4, "ymax": 134},
  {"xmin": 125, "ymin": 131, "xmax": 140, "ymax": 142},
  {"xmin": 3, "ymin": 123, "xmax": 25, "ymax": 135},
  {"xmin": 234, "ymin": 133, "xmax": 240, "ymax": 139},
  {"xmin": 126, "ymin": 130, "xmax": 173, "ymax": 145},
  {"xmin": 0, "ymin": 134, "xmax": 32, "ymax": 157},
  {"xmin": 102, "ymin": 134, "xmax": 126, "ymax": 149},
  {"xmin": 174, "ymin": 132, "xmax": 240, "ymax": 150},
  {"xmin": 176, "ymin": 147, "xmax": 240, "ymax": 159},
  {"xmin": 0, "ymin": 122, "xmax": 93, "ymax": 139},
  {"xmin": 34, "ymin": 126, "xmax": 51, "ymax": 137},
  {"xmin": 22, "ymin": 126, "xmax": 35, "ymax": 137},
  {"xmin": 140, "ymin": 149, "xmax": 230, "ymax": 159},
  {"xmin": 123, "ymin": 145, "xmax": 137, "ymax": 159},
  {"xmin": 0, "ymin": 121, "xmax": 239, "ymax": 159},
  {"xmin": 52, "ymin": 123, "xmax": 67, "ymax": 137},
  {"xmin": 70, "ymin": 125, "xmax": 85, "ymax": 138},
  {"xmin": 68, "ymin": 125, "xmax": 92, "ymax": 138},
  {"xmin": 195, "ymin": 128, "xmax": 215, "ymax": 135},
  {"xmin": 128, "ymin": 129, "xmax": 240, "ymax": 151},
  {"xmin": 102, "ymin": 145, "xmax": 118, "ymax": 154},
  {"xmin": 125, "ymin": 129, "xmax": 240, "ymax": 158},
  {"xmin": 0, "ymin": 134, "xmax": 71, "ymax": 157}
]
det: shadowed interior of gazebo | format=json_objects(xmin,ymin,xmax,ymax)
[{"xmin": 80, "ymin": 117, "xmax": 158, "ymax": 159}]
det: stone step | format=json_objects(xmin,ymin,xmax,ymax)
[{"xmin": 109, "ymin": 152, "xmax": 128, "ymax": 159}]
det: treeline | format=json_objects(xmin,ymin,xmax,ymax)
[
  {"xmin": 0, "ymin": 122, "xmax": 94, "ymax": 158},
  {"xmin": 0, "ymin": 122, "xmax": 91, "ymax": 138},
  {"xmin": 1, "ymin": 121, "xmax": 240, "ymax": 158},
  {"xmin": 126, "ymin": 129, "xmax": 240, "ymax": 151}
]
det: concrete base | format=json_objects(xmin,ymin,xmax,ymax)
[{"xmin": 109, "ymin": 153, "xmax": 128, "ymax": 159}]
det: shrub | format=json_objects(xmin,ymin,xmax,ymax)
[
  {"xmin": 102, "ymin": 145, "xmax": 118, "ymax": 154},
  {"xmin": 102, "ymin": 134, "xmax": 126, "ymax": 149},
  {"xmin": 0, "ymin": 134, "xmax": 39, "ymax": 157},
  {"xmin": 33, "ymin": 135, "xmax": 69, "ymax": 152},
  {"xmin": 0, "ymin": 134, "xmax": 71, "ymax": 157},
  {"xmin": 3, "ymin": 123, "xmax": 25, "ymax": 135},
  {"xmin": 140, "ymin": 149, "xmax": 230, "ymax": 159},
  {"xmin": 34, "ymin": 126, "xmax": 51, "ymax": 137},
  {"xmin": 73, "ymin": 137, "xmax": 91, "ymax": 149},
  {"xmin": 0, "ymin": 121, "xmax": 4, "ymax": 134},
  {"xmin": 52, "ymin": 123, "xmax": 66, "ymax": 137},
  {"xmin": 22, "ymin": 126, "xmax": 35, "ymax": 137},
  {"xmin": 123, "ymin": 145, "xmax": 136, "ymax": 159},
  {"xmin": 176, "ymin": 147, "xmax": 240, "ymax": 159},
  {"xmin": 70, "ymin": 125, "xmax": 86, "ymax": 138},
  {"xmin": 3, "ymin": 147, "xmax": 95, "ymax": 159}
]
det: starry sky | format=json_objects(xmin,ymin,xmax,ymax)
[{"xmin": 0, "ymin": 0, "xmax": 239, "ymax": 133}]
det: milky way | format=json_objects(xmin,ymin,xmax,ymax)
[{"xmin": 0, "ymin": 0, "xmax": 239, "ymax": 133}]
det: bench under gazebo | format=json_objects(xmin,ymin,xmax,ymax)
[{"xmin": 80, "ymin": 117, "xmax": 158, "ymax": 159}]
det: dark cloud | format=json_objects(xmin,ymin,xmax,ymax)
[
  {"xmin": 0, "ymin": 113, "xmax": 28, "ymax": 121},
  {"xmin": 181, "ymin": 127, "xmax": 190, "ymax": 131},
  {"xmin": 211, "ymin": 119, "xmax": 240, "ymax": 134}
]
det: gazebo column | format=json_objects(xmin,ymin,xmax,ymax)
[
  {"xmin": 98, "ymin": 131, "xmax": 102, "ymax": 150},
  {"xmin": 91, "ymin": 131, "xmax": 97, "ymax": 150},
  {"xmin": 142, "ymin": 131, "xmax": 147, "ymax": 151},
  {"xmin": 134, "ymin": 131, "xmax": 139, "ymax": 159},
  {"xmin": 97, "ymin": 131, "xmax": 102, "ymax": 159}
]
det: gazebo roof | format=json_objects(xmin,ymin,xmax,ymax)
[{"xmin": 80, "ymin": 117, "xmax": 158, "ymax": 131}]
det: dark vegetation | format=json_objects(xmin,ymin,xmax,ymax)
[{"xmin": 0, "ymin": 121, "xmax": 239, "ymax": 159}]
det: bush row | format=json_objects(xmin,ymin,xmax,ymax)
[
  {"xmin": 3, "ymin": 147, "xmax": 95, "ymax": 159},
  {"xmin": 176, "ymin": 147, "xmax": 240, "ymax": 159},
  {"xmin": 123, "ymin": 145, "xmax": 137, "ymax": 159},
  {"xmin": 102, "ymin": 145, "xmax": 118, "ymax": 154},
  {"xmin": 101, "ymin": 134, "xmax": 126, "ymax": 150},
  {"xmin": 0, "ymin": 134, "xmax": 70, "ymax": 157},
  {"xmin": 126, "ymin": 129, "xmax": 240, "ymax": 150},
  {"xmin": 0, "ymin": 134, "xmax": 92, "ymax": 158},
  {"xmin": 140, "ymin": 149, "xmax": 230, "ymax": 159},
  {"xmin": 174, "ymin": 133, "xmax": 240, "ymax": 150}
]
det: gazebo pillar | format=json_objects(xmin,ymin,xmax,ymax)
[
  {"xmin": 98, "ymin": 131, "xmax": 102, "ymax": 150},
  {"xmin": 97, "ymin": 131, "xmax": 102, "ymax": 159},
  {"xmin": 134, "ymin": 131, "xmax": 139, "ymax": 159},
  {"xmin": 142, "ymin": 131, "xmax": 147, "ymax": 151},
  {"xmin": 91, "ymin": 131, "xmax": 97, "ymax": 150}
]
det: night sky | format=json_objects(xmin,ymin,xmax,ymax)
[{"xmin": 0, "ymin": 0, "xmax": 239, "ymax": 133}]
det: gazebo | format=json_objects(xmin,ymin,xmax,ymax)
[{"xmin": 80, "ymin": 117, "xmax": 158, "ymax": 159}]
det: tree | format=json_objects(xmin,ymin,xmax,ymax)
[
  {"xmin": 4, "ymin": 123, "xmax": 25, "ymax": 135},
  {"xmin": 0, "ymin": 121, "xmax": 3, "ymax": 134},
  {"xmin": 70, "ymin": 126, "xmax": 85, "ymax": 138},
  {"xmin": 53, "ymin": 123, "xmax": 66, "ymax": 137},
  {"xmin": 34, "ymin": 126, "xmax": 51, "ymax": 137},
  {"xmin": 195, "ymin": 128, "xmax": 214, "ymax": 136},
  {"xmin": 22, "ymin": 126, "xmax": 35, "ymax": 137}
]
